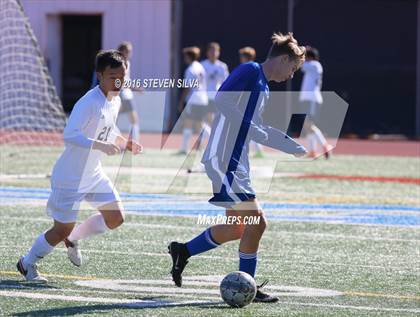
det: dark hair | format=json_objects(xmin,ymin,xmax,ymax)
[
  {"xmin": 305, "ymin": 46, "xmax": 320, "ymax": 61},
  {"xmin": 239, "ymin": 46, "xmax": 256, "ymax": 61},
  {"xmin": 207, "ymin": 42, "xmax": 220, "ymax": 51},
  {"xmin": 95, "ymin": 49, "xmax": 126, "ymax": 72}
]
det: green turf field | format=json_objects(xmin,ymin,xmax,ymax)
[{"xmin": 0, "ymin": 148, "xmax": 419, "ymax": 316}]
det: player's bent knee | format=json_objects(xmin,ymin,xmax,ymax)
[
  {"xmin": 231, "ymin": 224, "xmax": 244, "ymax": 240},
  {"xmin": 103, "ymin": 211, "xmax": 124, "ymax": 229},
  {"xmin": 246, "ymin": 212, "xmax": 266, "ymax": 235},
  {"xmin": 258, "ymin": 214, "xmax": 267, "ymax": 233},
  {"xmin": 51, "ymin": 223, "xmax": 74, "ymax": 241}
]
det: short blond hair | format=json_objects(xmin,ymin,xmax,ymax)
[
  {"xmin": 267, "ymin": 32, "xmax": 305, "ymax": 61},
  {"xmin": 117, "ymin": 41, "xmax": 132, "ymax": 52},
  {"xmin": 239, "ymin": 46, "xmax": 256, "ymax": 61},
  {"xmin": 182, "ymin": 46, "xmax": 200, "ymax": 61}
]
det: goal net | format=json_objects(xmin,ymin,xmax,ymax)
[{"xmin": 0, "ymin": 0, "xmax": 66, "ymax": 182}]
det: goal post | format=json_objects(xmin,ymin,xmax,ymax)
[{"xmin": 0, "ymin": 0, "xmax": 66, "ymax": 181}]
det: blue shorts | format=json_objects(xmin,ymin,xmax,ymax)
[{"xmin": 203, "ymin": 157, "xmax": 256, "ymax": 208}]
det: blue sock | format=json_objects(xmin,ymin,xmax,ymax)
[
  {"xmin": 239, "ymin": 251, "xmax": 257, "ymax": 277},
  {"xmin": 186, "ymin": 228, "xmax": 220, "ymax": 256}
]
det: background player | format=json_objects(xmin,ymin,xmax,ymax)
[
  {"xmin": 17, "ymin": 50, "xmax": 141, "ymax": 281},
  {"xmin": 187, "ymin": 42, "xmax": 229, "ymax": 172},
  {"xmin": 179, "ymin": 46, "xmax": 208, "ymax": 154},
  {"xmin": 118, "ymin": 41, "xmax": 142, "ymax": 143},
  {"xmin": 201, "ymin": 42, "xmax": 229, "ymax": 138},
  {"xmin": 169, "ymin": 33, "xmax": 307, "ymax": 302},
  {"xmin": 299, "ymin": 46, "xmax": 332, "ymax": 158},
  {"xmin": 238, "ymin": 46, "xmax": 265, "ymax": 158}
]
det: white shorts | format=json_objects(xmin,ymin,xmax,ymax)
[{"xmin": 46, "ymin": 177, "xmax": 122, "ymax": 223}]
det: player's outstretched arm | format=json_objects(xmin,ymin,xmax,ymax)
[{"xmin": 258, "ymin": 126, "xmax": 307, "ymax": 156}]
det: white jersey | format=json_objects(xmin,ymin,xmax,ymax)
[
  {"xmin": 51, "ymin": 86, "xmax": 121, "ymax": 192},
  {"xmin": 120, "ymin": 60, "xmax": 134, "ymax": 100},
  {"xmin": 201, "ymin": 59, "xmax": 229, "ymax": 100},
  {"xmin": 184, "ymin": 61, "xmax": 208, "ymax": 106},
  {"xmin": 299, "ymin": 60, "xmax": 323, "ymax": 104}
]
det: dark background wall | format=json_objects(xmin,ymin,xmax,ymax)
[{"xmin": 181, "ymin": 0, "xmax": 417, "ymax": 136}]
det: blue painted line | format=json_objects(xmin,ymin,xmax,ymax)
[
  {"xmin": 0, "ymin": 187, "xmax": 50, "ymax": 194},
  {"xmin": 122, "ymin": 207, "xmax": 420, "ymax": 227},
  {"xmin": 2, "ymin": 186, "xmax": 419, "ymax": 212},
  {"xmin": 122, "ymin": 202, "xmax": 420, "ymax": 213},
  {"xmin": 0, "ymin": 194, "xmax": 50, "ymax": 199},
  {"xmin": 1, "ymin": 186, "xmax": 419, "ymax": 227},
  {"xmin": 0, "ymin": 187, "xmax": 178, "ymax": 200},
  {"xmin": 263, "ymin": 202, "xmax": 420, "ymax": 212}
]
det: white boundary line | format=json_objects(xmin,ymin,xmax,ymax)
[
  {"xmin": 0, "ymin": 290, "xmax": 418, "ymax": 313},
  {"xmin": 74, "ymin": 278, "xmax": 343, "ymax": 298},
  {"xmin": 0, "ymin": 284, "xmax": 218, "ymax": 300},
  {"xmin": 0, "ymin": 290, "xmax": 215, "ymax": 308}
]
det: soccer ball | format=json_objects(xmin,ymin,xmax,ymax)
[{"xmin": 220, "ymin": 271, "xmax": 257, "ymax": 308}]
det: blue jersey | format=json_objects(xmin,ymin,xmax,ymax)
[
  {"xmin": 202, "ymin": 62, "xmax": 306, "ymax": 173},
  {"xmin": 202, "ymin": 62, "xmax": 269, "ymax": 171}
]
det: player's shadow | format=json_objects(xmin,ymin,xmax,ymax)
[
  {"xmin": 0, "ymin": 279, "xmax": 59, "ymax": 290},
  {"xmin": 12, "ymin": 300, "xmax": 224, "ymax": 316}
]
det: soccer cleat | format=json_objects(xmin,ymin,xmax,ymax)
[
  {"xmin": 323, "ymin": 144, "xmax": 334, "ymax": 159},
  {"xmin": 187, "ymin": 163, "xmax": 205, "ymax": 174},
  {"xmin": 168, "ymin": 241, "xmax": 190, "ymax": 287},
  {"xmin": 253, "ymin": 280, "xmax": 279, "ymax": 303},
  {"xmin": 16, "ymin": 257, "xmax": 48, "ymax": 282},
  {"xmin": 64, "ymin": 238, "xmax": 82, "ymax": 267}
]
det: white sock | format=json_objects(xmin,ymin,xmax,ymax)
[
  {"xmin": 181, "ymin": 128, "xmax": 192, "ymax": 152},
  {"xmin": 23, "ymin": 232, "xmax": 54, "ymax": 266},
  {"xmin": 307, "ymin": 133, "xmax": 317, "ymax": 153},
  {"xmin": 130, "ymin": 124, "xmax": 140, "ymax": 142},
  {"xmin": 67, "ymin": 213, "xmax": 109, "ymax": 242},
  {"xmin": 312, "ymin": 126, "xmax": 327, "ymax": 146}
]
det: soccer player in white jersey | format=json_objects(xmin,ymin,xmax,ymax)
[
  {"xmin": 118, "ymin": 41, "xmax": 141, "ymax": 143},
  {"xmin": 239, "ymin": 46, "xmax": 264, "ymax": 158},
  {"xmin": 17, "ymin": 50, "xmax": 142, "ymax": 282},
  {"xmin": 299, "ymin": 46, "xmax": 332, "ymax": 158},
  {"xmin": 179, "ymin": 46, "xmax": 208, "ymax": 154},
  {"xmin": 201, "ymin": 42, "xmax": 229, "ymax": 128},
  {"xmin": 187, "ymin": 43, "xmax": 229, "ymax": 171}
]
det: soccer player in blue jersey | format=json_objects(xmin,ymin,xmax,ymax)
[{"xmin": 169, "ymin": 33, "xmax": 307, "ymax": 302}]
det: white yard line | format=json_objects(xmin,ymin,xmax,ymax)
[
  {"xmin": 0, "ymin": 290, "xmax": 214, "ymax": 308},
  {"xmin": 0, "ymin": 290, "xmax": 418, "ymax": 313},
  {"xmin": 0, "ymin": 284, "xmax": 218, "ymax": 300}
]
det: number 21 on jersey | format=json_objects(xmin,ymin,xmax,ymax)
[{"xmin": 98, "ymin": 126, "xmax": 111, "ymax": 142}]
